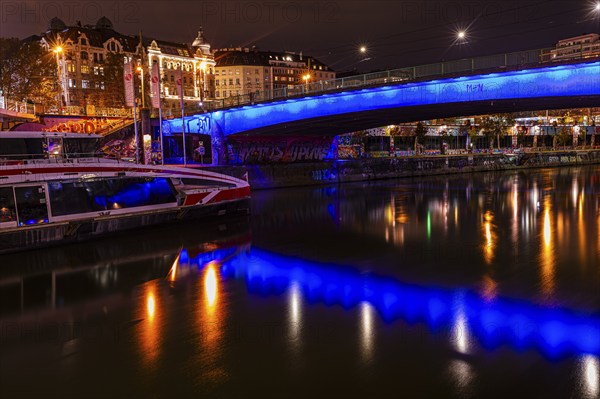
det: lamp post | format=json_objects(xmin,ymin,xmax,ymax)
[
  {"xmin": 199, "ymin": 61, "xmax": 206, "ymax": 107},
  {"xmin": 303, "ymin": 74, "xmax": 311, "ymax": 93},
  {"xmin": 137, "ymin": 65, "xmax": 145, "ymax": 108},
  {"xmin": 53, "ymin": 46, "xmax": 63, "ymax": 114}
]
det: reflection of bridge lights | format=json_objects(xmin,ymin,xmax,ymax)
[
  {"xmin": 228, "ymin": 249, "xmax": 600, "ymax": 358},
  {"xmin": 288, "ymin": 282, "xmax": 302, "ymax": 349},
  {"xmin": 360, "ymin": 302, "xmax": 374, "ymax": 361},
  {"xmin": 581, "ymin": 355, "xmax": 599, "ymax": 398}
]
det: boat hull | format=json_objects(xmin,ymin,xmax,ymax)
[{"xmin": 0, "ymin": 198, "xmax": 250, "ymax": 255}]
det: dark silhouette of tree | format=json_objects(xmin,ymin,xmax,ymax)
[
  {"xmin": 414, "ymin": 121, "xmax": 427, "ymax": 153},
  {"xmin": 0, "ymin": 38, "xmax": 55, "ymax": 106}
]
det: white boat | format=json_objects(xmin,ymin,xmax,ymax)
[{"xmin": 0, "ymin": 131, "xmax": 251, "ymax": 254}]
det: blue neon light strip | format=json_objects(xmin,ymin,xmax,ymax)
[
  {"xmin": 183, "ymin": 247, "xmax": 600, "ymax": 358},
  {"xmin": 166, "ymin": 62, "xmax": 600, "ymax": 136}
]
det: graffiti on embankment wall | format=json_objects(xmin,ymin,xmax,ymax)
[{"xmin": 226, "ymin": 136, "xmax": 333, "ymax": 164}]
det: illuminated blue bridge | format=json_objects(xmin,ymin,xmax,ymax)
[{"xmin": 163, "ymin": 59, "xmax": 600, "ymax": 164}]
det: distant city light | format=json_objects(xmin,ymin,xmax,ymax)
[
  {"xmin": 595, "ymin": 2, "xmax": 600, "ymax": 11},
  {"xmin": 360, "ymin": 46, "xmax": 367, "ymax": 53},
  {"xmin": 457, "ymin": 31, "xmax": 466, "ymax": 40}
]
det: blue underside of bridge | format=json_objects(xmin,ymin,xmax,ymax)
[{"xmin": 164, "ymin": 61, "xmax": 600, "ymax": 137}]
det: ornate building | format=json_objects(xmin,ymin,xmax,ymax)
[{"xmin": 29, "ymin": 17, "xmax": 215, "ymax": 115}]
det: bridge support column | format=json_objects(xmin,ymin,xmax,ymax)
[{"xmin": 210, "ymin": 127, "xmax": 226, "ymax": 166}]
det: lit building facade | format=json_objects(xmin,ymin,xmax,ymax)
[
  {"xmin": 30, "ymin": 17, "xmax": 215, "ymax": 114},
  {"xmin": 550, "ymin": 33, "xmax": 600, "ymax": 61},
  {"xmin": 213, "ymin": 48, "xmax": 335, "ymax": 99}
]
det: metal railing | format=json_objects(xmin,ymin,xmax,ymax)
[
  {"xmin": 193, "ymin": 47, "xmax": 600, "ymax": 114},
  {"xmin": 0, "ymin": 97, "xmax": 36, "ymax": 115}
]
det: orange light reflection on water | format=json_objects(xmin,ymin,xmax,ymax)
[
  {"xmin": 482, "ymin": 211, "xmax": 496, "ymax": 265},
  {"xmin": 539, "ymin": 198, "xmax": 556, "ymax": 298},
  {"xmin": 139, "ymin": 280, "xmax": 161, "ymax": 367},
  {"xmin": 197, "ymin": 261, "xmax": 227, "ymax": 383}
]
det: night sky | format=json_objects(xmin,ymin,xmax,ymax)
[{"xmin": 2, "ymin": 0, "xmax": 599, "ymax": 71}]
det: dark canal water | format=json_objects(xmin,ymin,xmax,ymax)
[{"xmin": 0, "ymin": 166, "xmax": 599, "ymax": 398}]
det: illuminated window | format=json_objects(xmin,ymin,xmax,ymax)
[{"xmin": 81, "ymin": 65, "xmax": 90, "ymax": 74}]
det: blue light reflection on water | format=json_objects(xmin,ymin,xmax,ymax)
[{"xmin": 181, "ymin": 247, "xmax": 600, "ymax": 359}]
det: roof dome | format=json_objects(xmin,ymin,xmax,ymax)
[
  {"xmin": 192, "ymin": 28, "xmax": 211, "ymax": 55},
  {"xmin": 95, "ymin": 16, "xmax": 114, "ymax": 30},
  {"xmin": 49, "ymin": 17, "xmax": 66, "ymax": 31}
]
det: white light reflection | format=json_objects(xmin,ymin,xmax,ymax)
[
  {"xmin": 581, "ymin": 355, "xmax": 599, "ymax": 399},
  {"xmin": 448, "ymin": 298, "xmax": 474, "ymax": 395},
  {"xmin": 288, "ymin": 281, "xmax": 302, "ymax": 349},
  {"xmin": 452, "ymin": 303, "xmax": 471, "ymax": 355},
  {"xmin": 360, "ymin": 301, "xmax": 374, "ymax": 362}
]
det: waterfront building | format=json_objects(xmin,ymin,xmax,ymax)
[
  {"xmin": 27, "ymin": 17, "xmax": 215, "ymax": 115},
  {"xmin": 213, "ymin": 47, "xmax": 335, "ymax": 99},
  {"xmin": 549, "ymin": 33, "xmax": 600, "ymax": 61}
]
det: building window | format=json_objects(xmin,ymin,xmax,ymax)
[
  {"xmin": 80, "ymin": 38, "xmax": 87, "ymax": 46},
  {"xmin": 229, "ymin": 79, "xmax": 233, "ymax": 85},
  {"xmin": 68, "ymin": 63, "xmax": 76, "ymax": 73},
  {"xmin": 222, "ymin": 79, "xmax": 226, "ymax": 85},
  {"xmin": 82, "ymin": 80, "xmax": 89, "ymax": 89},
  {"xmin": 80, "ymin": 51, "xmax": 88, "ymax": 60},
  {"xmin": 236, "ymin": 78, "xmax": 240, "ymax": 85},
  {"xmin": 68, "ymin": 79, "xmax": 76, "ymax": 88},
  {"xmin": 215, "ymin": 80, "xmax": 219, "ymax": 86},
  {"xmin": 81, "ymin": 65, "xmax": 90, "ymax": 74},
  {"xmin": 215, "ymin": 91, "xmax": 220, "ymax": 97}
]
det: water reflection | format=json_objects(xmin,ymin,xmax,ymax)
[
  {"xmin": 540, "ymin": 197, "xmax": 556, "ymax": 298},
  {"xmin": 225, "ymin": 248, "xmax": 600, "ymax": 359},
  {"xmin": 139, "ymin": 280, "xmax": 160, "ymax": 367},
  {"xmin": 482, "ymin": 211, "xmax": 496, "ymax": 265},
  {"xmin": 288, "ymin": 281, "xmax": 302, "ymax": 353},
  {"xmin": 360, "ymin": 301, "xmax": 374, "ymax": 362},
  {"xmin": 580, "ymin": 355, "xmax": 599, "ymax": 399}
]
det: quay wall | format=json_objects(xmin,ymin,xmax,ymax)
[{"xmin": 208, "ymin": 150, "xmax": 600, "ymax": 190}]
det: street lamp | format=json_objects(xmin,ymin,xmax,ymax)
[
  {"xmin": 359, "ymin": 45, "xmax": 367, "ymax": 54},
  {"xmin": 53, "ymin": 46, "xmax": 63, "ymax": 114},
  {"xmin": 303, "ymin": 74, "xmax": 311, "ymax": 92},
  {"xmin": 136, "ymin": 65, "xmax": 145, "ymax": 108},
  {"xmin": 199, "ymin": 61, "xmax": 207, "ymax": 106}
]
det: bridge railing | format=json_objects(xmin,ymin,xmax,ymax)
[
  {"xmin": 0, "ymin": 97, "xmax": 35, "ymax": 115},
  {"xmin": 200, "ymin": 47, "xmax": 583, "ymax": 113}
]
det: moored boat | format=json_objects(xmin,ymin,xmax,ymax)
[{"xmin": 0, "ymin": 132, "xmax": 251, "ymax": 254}]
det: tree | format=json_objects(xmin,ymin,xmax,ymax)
[
  {"xmin": 0, "ymin": 38, "xmax": 21, "ymax": 99},
  {"xmin": 0, "ymin": 38, "xmax": 55, "ymax": 106},
  {"xmin": 555, "ymin": 125, "xmax": 571, "ymax": 149},
  {"xmin": 479, "ymin": 114, "xmax": 515, "ymax": 150},
  {"xmin": 414, "ymin": 121, "xmax": 427, "ymax": 154}
]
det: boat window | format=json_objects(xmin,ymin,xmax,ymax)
[
  {"xmin": 63, "ymin": 138, "xmax": 99, "ymax": 158},
  {"xmin": 48, "ymin": 177, "xmax": 177, "ymax": 216},
  {"xmin": 0, "ymin": 187, "xmax": 16, "ymax": 223},
  {"xmin": 48, "ymin": 181, "xmax": 107, "ymax": 216},
  {"xmin": 180, "ymin": 178, "xmax": 236, "ymax": 188},
  {"xmin": 0, "ymin": 139, "xmax": 45, "ymax": 159},
  {"xmin": 14, "ymin": 185, "xmax": 49, "ymax": 226}
]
